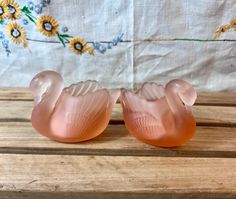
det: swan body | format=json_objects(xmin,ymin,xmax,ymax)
[
  {"xmin": 120, "ymin": 79, "xmax": 197, "ymax": 147},
  {"xmin": 30, "ymin": 71, "xmax": 120, "ymax": 143}
]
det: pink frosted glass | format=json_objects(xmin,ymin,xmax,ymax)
[
  {"xmin": 30, "ymin": 71, "xmax": 120, "ymax": 143},
  {"xmin": 120, "ymin": 79, "xmax": 197, "ymax": 147}
]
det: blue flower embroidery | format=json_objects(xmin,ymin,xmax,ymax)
[
  {"xmin": 22, "ymin": 18, "xmax": 29, "ymax": 25},
  {"xmin": 61, "ymin": 26, "xmax": 69, "ymax": 33},
  {"xmin": 1, "ymin": 0, "xmax": 123, "ymax": 57},
  {"xmin": 34, "ymin": 4, "xmax": 43, "ymax": 14},
  {"xmin": 91, "ymin": 33, "xmax": 124, "ymax": 54},
  {"xmin": 27, "ymin": 1, "xmax": 35, "ymax": 11},
  {"xmin": 2, "ymin": 39, "xmax": 11, "ymax": 56},
  {"xmin": 0, "ymin": 32, "xmax": 5, "ymax": 39}
]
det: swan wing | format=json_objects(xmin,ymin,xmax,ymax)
[
  {"xmin": 137, "ymin": 82, "xmax": 165, "ymax": 101},
  {"xmin": 50, "ymin": 81, "xmax": 111, "ymax": 141}
]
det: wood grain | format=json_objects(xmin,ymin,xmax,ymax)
[
  {"xmin": 196, "ymin": 92, "xmax": 236, "ymax": 106},
  {"xmin": 0, "ymin": 123, "xmax": 235, "ymax": 157},
  {"xmin": 0, "ymin": 154, "xmax": 235, "ymax": 198},
  {"xmin": 0, "ymin": 88, "xmax": 235, "ymax": 106},
  {"xmin": 1, "ymin": 192, "xmax": 235, "ymax": 199},
  {"xmin": 194, "ymin": 106, "xmax": 236, "ymax": 126},
  {"xmin": 0, "ymin": 100, "xmax": 235, "ymax": 126},
  {"xmin": 0, "ymin": 89, "xmax": 235, "ymax": 198},
  {"xmin": 0, "ymin": 88, "xmax": 32, "ymax": 101}
]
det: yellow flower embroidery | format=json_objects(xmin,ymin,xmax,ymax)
[
  {"xmin": 69, "ymin": 37, "xmax": 94, "ymax": 55},
  {"xmin": 214, "ymin": 19, "xmax": 236, "ymax": 39},
  {"xmin": 36, "ymin": 15, "xmax": 59, "ymax": 37},
  {"xmin": 87, "ymin": 46, "xmax": 94, "ymax": 55},
  {"xmin": 0, "ymin": 1, "xmax": 8, "ymax": 20},
  {"xmin": 3, "ymin": 0, "xmax": 21, "ymax": 20},
  {"xmin": 230, "ymin": 19, "xmax": 236, "ymax": 26},
  {"xmin": 214, "ymin": 25, "xmax": 232, "ymax": 39},
  {"xmin": 6, "ymin": 22, "xmax": 28, "ymax": 47},
  {"xmin": 0, "ymin": 1, "xmax": 120, "ymax": 56}
]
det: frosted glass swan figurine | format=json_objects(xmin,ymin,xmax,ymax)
[
  {"xmin": 30, "ymin": 71, "xmax": 120, "ymax": 143},
  {"xmin": 120, "ymin": 79, "xmax": 197, "ymax": 147}
]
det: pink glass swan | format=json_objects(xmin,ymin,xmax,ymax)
[
  {"xmin": 120, "ymin": 79, "xmax": 197, "ymax": 147},
  {"xmin": 30, "ymin": 71, "xmax": 120, "ymax": 143}
]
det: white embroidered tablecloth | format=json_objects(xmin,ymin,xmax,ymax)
[{"xmin": 0, "ymin": 0, "xmax": 235, "ymax": 91}]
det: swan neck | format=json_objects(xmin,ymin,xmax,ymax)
[
  {"xmin": 47, "ymin": 82, "xmax": 64, "ymax": 107},
  {"xmin": 31, "ymin": 78, "xmax": 64, "ymax": 135},
  {"xmin": 165, "ymin": 85, "xmax": 185, "ymax": 115}
]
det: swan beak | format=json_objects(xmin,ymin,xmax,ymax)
[{"xmin": 180, "ymin": 87, "xmax": 197, "ymax": 106}]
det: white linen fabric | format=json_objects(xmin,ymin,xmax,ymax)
[{"xmin": 0, "ymin": 0, "xmax": 236, "ymax": 91}]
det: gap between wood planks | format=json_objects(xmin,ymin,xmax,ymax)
[
  {"xmin": 0, "ymin": 101, "xmax": 235, "ymax": 127},
  {"xmin": 0, "ymin": 154, "xmax": 235, "ymax": 198},
  {"xmin": 0, "ymin": 88, "xmax": 235, "ymax": 106},
  {"xmin": 0, "ymin": 191, "xmax": 235, "ymax": 199},
  {"xmin": 0, "ymin": 89, "xmax": 235, "ymax": 157},
  {"xmin": 0, "ymin": 123, "xmax": 235, "ymax": 158}
]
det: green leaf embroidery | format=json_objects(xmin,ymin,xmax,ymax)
[
  {"xmin": 21, "ymin": 6, "xmax": 31, "ymax": 14},
  {"xmin": 57, "ymin": 33, "xmax": 66, "ymax": 47},
  {"xmin": 21, "ymin": 6, "xmax": 37, "ymax": 23},
  {"xmin": 60, "ymin": 34, "xmax": 73, "ymax": 38},
  {"xmin": 25, "ymin": 13, "xmax": 36, "ymax": 24}
]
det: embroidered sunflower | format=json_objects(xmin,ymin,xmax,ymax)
[
  {"xmin": 214, "ymin": 25, "xmax": 232, "ymax": 38},
  {"xmin": 214, "ymin": 19, "xmax": 236, "ymax": 39},
  {"xmin": 69, "ymin": 38, "xmax": 94, "ymax": 55},
  {"xmin": 6, "ymin": 22, "xmax": 28, "ymax": 47},
  {"xmin": 230, "ymin": 19, "xmax": 236, "ymax": 31},
  {"xmin": 0, "ymin": 1, "xmax": 8, "ymax": 20},
  {"xmin": 4, "ymin": 0, "xmax": 21, "ymax": 20},
  {"xmin": 36, "ymin": 15, "xmax": 59, "ymax": 37}
]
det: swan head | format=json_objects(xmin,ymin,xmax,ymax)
[
  {"xmin": 166, "ymin": 79, "xmax": 197, "ymax": 106},
  {"xmin": 30, "ymin": 71, "xmax": 63, "ymax": 105}
]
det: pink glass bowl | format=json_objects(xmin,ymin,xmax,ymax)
[
  {"xmin": 30, "ymin": 71, "xmax": 120, "ymax": 143},
  {"xmin": 119, "ymin": 79, "xmax": 197, "ymax": 147}
]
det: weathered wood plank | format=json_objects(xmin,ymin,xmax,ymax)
[
  {"xmin": 0, "ymin": 88, "xmax": 32, "ymax": 101},
  {"xmin": 194, "ymin": 106, "xmax": 236, "ymax": 127},
  {"xmin": 1, "ymin": 192, "xmax": 235, "ymax": 199},
  {"xmin": 0, "ymin": 123, "xmax": 235, "ymax": 157},
  {"xmin": 0, "ymin": 89, "xmax": 235, "ymax": 106},
  {"xmin": 196, "ymin": 92, "xmax": 236, "ymax": 106},
  {"xmin": 0, "ymin": 154, "xmax": 235, "ymax": 198},
  {"xmin": 0, "ymin": 100, "xmax": 235, "ymax": 126}
]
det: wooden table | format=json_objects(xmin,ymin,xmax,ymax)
[{"xmin": 0, "ymin": 89, "xmax": 236, "ymax": 199}]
